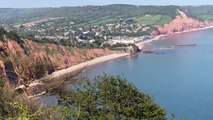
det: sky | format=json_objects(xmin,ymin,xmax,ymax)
[{"xmin": 1, "ymin": 0, "xmax": 213, "ymax": 8}]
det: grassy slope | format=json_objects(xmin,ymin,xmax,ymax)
[
  {"xmin": 88, "ymin": 17, "xmax": 117, "ymax": 25},
  {"xmin": 74, "ymin": 15, "xmax": 172, "ymax": 27},
  {"xmin": 134, "ymin": 15, "xmax": 172, "ymax": 25},
  {"xmin": 75, "ymin": 17, "xmax": 118, "ymax": 27}
]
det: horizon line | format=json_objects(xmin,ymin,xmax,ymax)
[{"xmin": 0, "ymin": 4, "xmax": 213, "ymax": 9}]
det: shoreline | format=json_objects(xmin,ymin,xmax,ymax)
[
  {"xmin": 171, "ymin": 25, "xmax": 213, "ymax": 35},
  {"xmin": 47, "ymin": 53, "xmax": 129, "ymax": 79},
  {"xmin": 135, "ymin": 35, "xmax": 165, "ymax": 50}
]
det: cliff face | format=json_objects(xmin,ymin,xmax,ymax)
[
  {"xmin": 0, "ymin": 38, "xmax": 113, "ymax": 84},
  {"xmin": 152, "ymin": 10, "xmax": 213, "ymax": 36}
]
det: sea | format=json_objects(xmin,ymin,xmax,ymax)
[{"xmin": 77, "ymin": 28, "xmax": 213, "ymax": 120}]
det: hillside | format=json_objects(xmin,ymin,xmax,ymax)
[
  {"xmin": 0, "ymin": 5, "xmax": 182, "ymax": 25},
  {"xmin": 2, "ymin": 5, "xmax": 213, "ymax": 26},
  {"xmin": 0, "ymin": 28, "xmax": 113, "ymax": 85},
  {"xmin": 1, "ymin": 6, "xmax": 213, "ymax": 28},
  {"xmin": 184, "ymin": 5, "xmax": 213, "ymax": 21}
]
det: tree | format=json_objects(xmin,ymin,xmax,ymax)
[
  {"xmin": 0, "ymin": 27, "xmax": 7, "ymax": 40},
  {"xmin": 61, "ymin": 74, "xmax": 167, "ymax": 120}
]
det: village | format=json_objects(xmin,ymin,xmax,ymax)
[{"xmin": 15, "ymin": 18, "xmax": 153, "ymax": 47}]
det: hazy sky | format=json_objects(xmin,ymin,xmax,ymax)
[{"xmin": 1, "ymin": 0, "xmax": 213, "ymax": 8}]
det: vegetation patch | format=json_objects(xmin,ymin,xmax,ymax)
[{"xmin": 134, "ymin": 15, "xmax": 172, "ymax": 25}]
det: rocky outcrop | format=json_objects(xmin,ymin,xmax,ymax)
[
  {"xmin": 127, "ymin": 45, "xmax": 140, "ymax": 54},
  {"xmin": 152, "ymin": 10, "xmax": 213, "ymax": 36}
]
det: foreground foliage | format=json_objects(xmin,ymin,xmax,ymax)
[
  {"xmin": 61, "ymin": 74, "xmax": 167, "ymax": 120},
  {"xmin": 0, "ymin": 74, "xmax": 178, "ymax": 119}
]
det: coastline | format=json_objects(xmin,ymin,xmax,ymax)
[
  {"xmin": 30, "ymin": 25, "xmax": 213, "ymax": 107},
  {"xmin": 135, "ymin": 35, "xmax": 165, "ymax": 50},
  {"xmin": 47, "ymin": 53, "xmax": 129, "ymax": 79},
  {"xmin": 135, "ymin": 25, "xmax": 213, "ymax": 49},
  {"xmin": 171, "ymin": 25, "xmax": 213, "ymax": 35},
  {"xmin": 47, "ymin": 25, "xmax": 213, "ymax": 80}
]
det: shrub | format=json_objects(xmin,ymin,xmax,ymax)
[{"xmin": 61, "ymin": 74, "xmax": 167, "ymax": 120}]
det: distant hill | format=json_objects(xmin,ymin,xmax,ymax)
[
  {"xmin": 0, "ymin": 5, "xmax": 183, "ymax": 24},
  {"xmin": 184, "ymin": 5, "xmax": 213, "ymax": 21}
]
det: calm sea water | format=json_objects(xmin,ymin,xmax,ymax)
[{"xmin": 77, "ymin": 28, "xmax": 213, "ymax": 120}]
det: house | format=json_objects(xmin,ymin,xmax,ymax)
[{"xmin": 89, "ymin": 39, "xmax": 95, "ymax": 43}]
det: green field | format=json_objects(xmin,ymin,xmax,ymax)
[
  {"xmin": 74, "ymin": 15, "xmax": 172, "ymax": 27},
  {"xmin": 88, "ymin": 17, "xmax": 117, "ymax": 25},
  {"xmin": 134, "ymin": 15, "xmax": 172, "ymax": 25},
  {"xmin": 199, "ymin": 15, "xmax": 213, "ymax": 21},
  {"xmin": 75, "ymin": 17, "xmax": 118, "ymax": 27}
]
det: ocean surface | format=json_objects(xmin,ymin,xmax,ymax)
[{"xmin": 77, "ymin": 28, "xmax": 213, "ymax": 120}]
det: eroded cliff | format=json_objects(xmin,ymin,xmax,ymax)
[
  {"xmin": 0, "ymin": 36, "xmax": 113, "ymax": 84},
  {"xmin": 152, "ymin": 10, "xmax": 213, "ymax": 36}
]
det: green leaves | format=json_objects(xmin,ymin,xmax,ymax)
[
  {"xmin": 63, "ymin": 74, "xmax": 167, "ymax": 120},
  {"xmin": 9, "ymin": 102, "xmax": 34, "ymax": 120}
]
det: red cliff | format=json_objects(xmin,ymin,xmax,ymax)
[
  {"xmin": 152, "ymin": 10, "xmax": 213, "ymax": 36},
  {"xmin": 0, "ymin": 38, "xmax": 113, "ymax": 84}
]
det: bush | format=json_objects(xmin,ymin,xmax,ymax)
[
  {"xmin": 61, "ymin": 74, "xmax": 167, "ymax": 120},
  {"xmin": 0, "ymin": 80, "xmax": 26, "ymax": 119}
]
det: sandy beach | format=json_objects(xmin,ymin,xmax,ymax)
[{"xmin": 48, "ymin": 53, "xmax": 129, "ymax": 79}]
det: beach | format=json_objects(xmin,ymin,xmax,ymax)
[{"xmin": 48, "ymin": 53, "xmax": 129, "ymax": 79}]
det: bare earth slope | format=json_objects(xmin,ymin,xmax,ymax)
[{"xmin": 0, "ymin": 38, "xmax": 113, "ymax": 84}]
